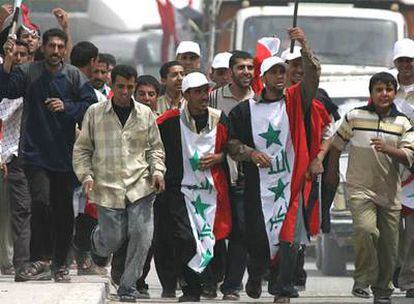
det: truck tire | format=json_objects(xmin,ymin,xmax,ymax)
[{"xmin": 318, "ymin": 233, "xmax": 347, "ymax": 276}]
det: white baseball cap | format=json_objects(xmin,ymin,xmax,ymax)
[
  {"xmin": 393, "ymin": 38, "xmax": 414, "ymax": 61},
  {"xmin": 182, "ymin": 72, "xmax": 213, "ymax": 93},
  {"xmin": 211, "ymin": 52, "xmax": 232, "ymax": 69},
  {"xmin": 260, "ymin": 56, "xmax": 287, "ymax": 76},
  {"xmin": 281, "ymin": 46, "xmax": 302, "ymax": 62},
  {"xmin": 176, "ymin": 41, "xmax": 201, "ymax": 56}
]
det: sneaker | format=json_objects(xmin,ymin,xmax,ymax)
[
  {"xmin": 53, "ymin": 267, "xmax": 71, "ymax": 283},
  {"xmin": 352, "ymin": 284, "xmax": 371, "ymax": 299},
  {"xmin": 222, "ymin": 292, "xmax": 240, "ymax": 301},
  {"xmin": 15, "ymin": 261, "xmax": 52, "ymax": 282},
  {"xmin": 178, "ymin": 294, "xmax": 200, "ymax": 302},
  {"xmin": 246, "ymin": 277, "xmax": 262, "ymax": 299}
]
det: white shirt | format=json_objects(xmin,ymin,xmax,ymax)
[{"xmin": 0, "ymin": 97, "xmax": 24, "ymax": 163}]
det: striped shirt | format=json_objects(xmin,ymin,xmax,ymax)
[
  {"xmin": 332, "ymin": 103, "xmax": 414, "ymax": 209},
  {"xmin": 73, "ymin": 99, "xmax": 166, "ymax": 209}
]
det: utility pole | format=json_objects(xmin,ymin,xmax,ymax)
[{"xmin": 203, "ymin": 0, "xmax": 218, "ymax": 65}]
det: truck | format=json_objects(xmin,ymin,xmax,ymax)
[{"xmin": 214, "ymin": 0, "xmax": 406, "ymax": 276}]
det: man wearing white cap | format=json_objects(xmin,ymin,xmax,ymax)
[
  {"xmin": 210, "ymin": 52, "xmax": 233, "ymax": 89},
  {"xmin": 391, "ymin": 38, "xmax": 414, "ymax": 299},
  {"xmin": 227, "ymin": 27, "xmax": 320, "ymax": 301},
  {"xmin": 176, "ymin": 41, "xmax": 201, "ymax": 75},
  {"xmin": 156, "ymin": 72, "xmax": 232, "ymax": 302}
]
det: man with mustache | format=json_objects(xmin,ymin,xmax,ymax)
[
  {"xmin": 208, "ymin": 50, "xmax": 256, "ymax": 301},
  {"xmin": 0, "ymin": 29, "xmax": 96, "ymax": 282}
]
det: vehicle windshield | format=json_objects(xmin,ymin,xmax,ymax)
[{"xmin": 242, "ymin": 16, "xmax": 397, "ymax": 67}]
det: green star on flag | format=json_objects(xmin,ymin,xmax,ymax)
[
  {"xmin": 191, "ymin": 195, "xmax": 210, "ymax": 221},
  {"xmin": 189, "ymin": 151, "xmax": 200, "ymax": 171},
  {"xmin": 199, "ymin": 249, "xmax": 213, "ymax": 268},
  {"xmin": 259, "ymin": 123, "xmax": 282, "ymax": 148},
  {"xmin": 269, "ymin": 179, "xmax": 289, "ymax": 202}
]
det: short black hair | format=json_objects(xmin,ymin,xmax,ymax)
[
  {"xmin": 369, "ymin": 72, "xmax": 398, "ymax": 94},
  {"xmin": 136, "ymin": 75, "xmax": 160, "ymax": 95},
  {"xmin": 70, "ymin": 41, "xmax": 99, "ymax": 68},
  {"xmin": 229, "ymin": 50, "xmax": 253, "ymax": 69},
  {"xmin": 111, "ymin": 65, "xmax": 138, "ymax": 84},
  {"xmin": 42, "ymin": 28, "xmax": 68, "ymax": 46},
  {"xmin": 15, "ymin": 39, "xmax": 29, "ymax": 51},
  {"xmin": 98, "ymin": 53, "xmax": 116, "ymax": 68},
  {"xmin": 159, "ymin": 60, "xmax": 182, "ymax": 79}
]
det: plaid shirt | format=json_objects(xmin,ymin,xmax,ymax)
[
  {"xmin": 0, "ymin": 97, "xmax": 23, "ymax": 164},
  {"xmin": 73, "ymin": 99, "xmax": 166, "ymax": 209}
]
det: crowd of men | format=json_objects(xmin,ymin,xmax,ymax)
[{"xmin": 0, "ymin": 4, "xmax": 413, "ymax": 304}]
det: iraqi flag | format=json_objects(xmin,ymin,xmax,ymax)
[
  {"xmin": 0, "ymin": 2, "xmax": 39, "ymax": 56},
  {"xmin": 252, "ymin": 37, "xmax": 281, "ymax": 95},
  {"xmin": 229, "ymin": 83, "xmax": 311, "ymax": 259},
  {"xmin": 157, "ymin": 108, "xmax": 231, "ymax": 273}
]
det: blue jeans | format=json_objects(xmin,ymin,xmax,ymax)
[{"xmin": 92, "ymin": 193, "xmax": 155, "ymax": 295}]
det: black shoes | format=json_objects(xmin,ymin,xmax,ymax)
[
  {"xmin": 245, "ymin": 277, "xmax": 262, "ymax": 299},
  {"xmin": 178, "ymin": 294, "xmax": 200, "ymax": 302}
]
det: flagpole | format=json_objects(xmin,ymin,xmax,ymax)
[
  {"xmin": 290, "ymin": 0, "xmax": 299, "ymax": 53},
  {"xmin": 9, "ymin": 0, "xmax": 22, "ymax": 37}
]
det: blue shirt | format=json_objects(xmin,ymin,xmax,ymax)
[{"xmin": 0, "ymin": 61, "xmax": 97, "ymax": 171}]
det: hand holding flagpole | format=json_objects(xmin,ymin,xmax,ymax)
[{"xmin": 290, "ymin": 0, "xmax": 299, "ymax": 53}]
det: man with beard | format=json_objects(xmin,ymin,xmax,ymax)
[
  {"xmin": 208, "ymin": 50, "xmax": 256, "ymax": 300},
  {"xmin": 0, "ymin": 29, "xmax": 96, "ymax": 282},
  {"xmin": 227, "ymin": 27, "xmax": 320, "ymax": 302},
  {"xmin": 176, "ymin": 41, "xmax": 201, "ymax": 75},
  {"xmin": 157, "ymin": 61, "xmax": 186, "ymax": 115}
]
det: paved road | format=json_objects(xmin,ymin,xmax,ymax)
[
  {"xmin": 106, "ymin": 262, "xmax": 412, "ymax": 304},
  {"xmin": 0, "ymin": 260, "xmax": 411, "ymax": 303}
]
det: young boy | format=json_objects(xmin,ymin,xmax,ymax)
[{"xmin": 326, "ymin": 72, "xmax": 414, "ymax": 304}]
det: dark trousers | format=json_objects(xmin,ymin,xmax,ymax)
[
  {"xmin": 221, "ymin": 186, "xmax": 247, "ymax": 294},
  {"xmin": 7, "ymin": 157, "xmax": 31, "ymax": 268},
  {"xmin": 202, "ymin": 240, "xmax": 226, "ymax": 289},
  {"xmin": 25, "ymin": 166, "xmax": 74, "ymax": 269},
  {"xmin": 153, "ymin": 196, "xmax": 178, "ymax": 293},
  {"xmin": 73, "ymin": 213, "xmax": 97, "ymax": 252},
  {"xmin": 175, "ymin": 238, "xmax": 202, "ymax": 297}
]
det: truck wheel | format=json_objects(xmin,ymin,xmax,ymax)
[{"xmin": 320, "ymin": 234, "xmax": 346, "ymax": 276}]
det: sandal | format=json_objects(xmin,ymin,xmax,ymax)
[
  {"xmin": 352, "ymin": 286, "xmax": 371, "ymax": 299},
  {"xmin": 14, "ymin": 261, "xmax": 52, "ymax": 282}
]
